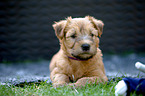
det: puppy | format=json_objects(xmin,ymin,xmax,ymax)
[{"xmin": 50, "ymin": 16, "xmax": 108, "ymax": 87}]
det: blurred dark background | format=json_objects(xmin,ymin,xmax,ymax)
[{"xmin": 0, "ymin": 0, "xmax": 145, "ymax": 62}]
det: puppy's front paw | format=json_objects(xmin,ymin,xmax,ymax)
[
  {"xmin": 53, "ymin": 83, "xmax": 67, "ymax": 88},
  {"xmin": 68, "ymin": 83, "xmax": 84, "ymax": 88}
]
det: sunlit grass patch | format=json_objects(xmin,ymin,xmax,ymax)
[{"xmin": 0, "ymin": 77, "xmax": 142, "ymax": 96}]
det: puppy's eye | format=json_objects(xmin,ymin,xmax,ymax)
[
  {"xmin": 90, "ymin": 33, "xmax": 94, "ymax": 37},
  {"xmin": 71, "ymin": 34, "xmax": 76, "ymax": 38}
]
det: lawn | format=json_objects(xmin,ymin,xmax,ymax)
[{"xmin": 0, "ymin": 77, "xmax": 142, "ymax": 96}]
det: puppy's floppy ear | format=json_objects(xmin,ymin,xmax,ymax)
[
  {"xmin": 52, "ymin": 20, "xmax": 66, "ymax": 40},
  {"xmin": 52, "ymin": 17, "xmax": 72, "ymax": 40},
  {"xmin": 86, "ymin": 16, "xmax": 104, "ymax": 37}
]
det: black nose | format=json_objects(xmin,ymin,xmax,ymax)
[{"xmin": 81, "ymin": 44, "xmax": 90, "ymax": 51}]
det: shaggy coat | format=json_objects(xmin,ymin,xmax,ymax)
[{"xmin": 50, "ymin": 16, "xmax": 108, "ymax": 87}]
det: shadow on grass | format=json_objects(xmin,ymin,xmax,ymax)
[{"xmin": 14, "ymin": 80, "xmax": 52, "ymax": 87}]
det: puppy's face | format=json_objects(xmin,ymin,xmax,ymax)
[{"xmin": 53, "ymin": 16, "xmax": 104, "ymax": 60}]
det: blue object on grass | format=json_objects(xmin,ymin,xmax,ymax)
[{"xmin": 123, "ymin": 78, "xmax": 145, "ymax": 96}]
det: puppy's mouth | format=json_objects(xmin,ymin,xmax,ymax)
[{"xmin": 71, "ymin": 53, "xmax": 94, "ymax": 60}]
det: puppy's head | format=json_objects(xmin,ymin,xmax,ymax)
[{"xmin": 53, "ymin": 16, "xmax": 104, "ymax": 60}]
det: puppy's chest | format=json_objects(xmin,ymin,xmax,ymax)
[{"xmin": 67, "ymin": 62, "xmax": 89, "ymax": 81}]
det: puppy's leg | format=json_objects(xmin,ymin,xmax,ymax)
[
  {"xmin": 70, "ymin": 76, "xmax": 108, "ymax": 87},
  {"xmin": 50, "ymin": 68, "xmax": 70, "ymax": 87},
  {"xmin": 52, "ymin": 74, "xmax": 70, "ymax": 87}
]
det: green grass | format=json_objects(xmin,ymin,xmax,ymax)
[{"xmin": 0, "ymin": 78, "xmax": 142, "ymax": 96}]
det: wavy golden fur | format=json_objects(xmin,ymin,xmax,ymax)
[{"xmin": 50, "ymin": 16, "xmax": 108, "ymax": 87}]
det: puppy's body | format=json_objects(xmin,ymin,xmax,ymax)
[{"xmin": 50, "ymin": 16, "xmax": 108, "ymax": 87}]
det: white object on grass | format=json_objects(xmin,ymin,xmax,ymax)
[
  {"xmin": 115, "ymin": 80, "xmax": 127, "ymax": 96},
  {"xmin": 135, "ymin": 62, "xmax": 145, "ymax": 73}
]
